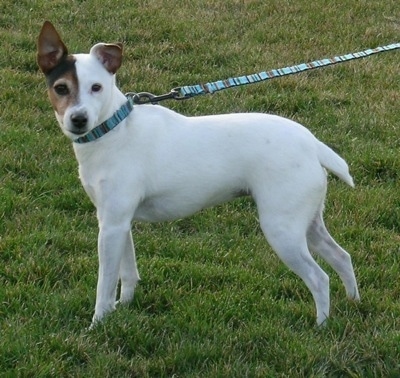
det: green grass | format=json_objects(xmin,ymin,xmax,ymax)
[{"xmin": 1, "ymin": 0, "xmax": 400, "ymax": 376}]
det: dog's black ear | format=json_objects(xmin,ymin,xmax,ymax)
[
  {"xmin": 90, "ymin": 43, "xmax": 123, "ymax": 74},
  {"xmin": 37, "ymin": 21, "xmax": 68, "ymax": 74}
]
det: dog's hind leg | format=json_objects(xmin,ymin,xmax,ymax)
[
  {"xmin": 119, "ymin": 230, "xmax": 140, "ymax": 304},
  {"xmin": 307, "ymin": 211, "xmax": 360, "ymax": 301},
  {"xmin": 272, "ymin": 237, "xmax": 329, "ymax": 325},
  {"xmin": 257, "ymin": 210, "xmax": 330, "ymax": 325}
]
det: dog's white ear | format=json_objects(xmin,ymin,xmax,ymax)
[
  {"xmin": 37, "ymin": 21, "xmax": 68, "ymax": 74},
  {"xmin": 90, "ymin": 43, "xmax": 123, "ymax": 74}
]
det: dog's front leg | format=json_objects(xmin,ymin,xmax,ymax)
[
  {"xmin": 119, "ymin": 230, "xmax": 140, "ymax": 304},
  {"xmin": 92, "ymin": 217, "xmax": 132, "ymax": 326}
]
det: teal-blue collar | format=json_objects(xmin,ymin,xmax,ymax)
[{"xmin": 73, "ymin": 97, "xmax": 134, "ymax": 144}]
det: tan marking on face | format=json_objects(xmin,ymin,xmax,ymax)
[{"xmin": 48, "ymin": 70, "xmax": 79, "ymax": 119}]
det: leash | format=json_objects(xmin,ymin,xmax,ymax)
[{"xmin": 129, "ymin": 42, "xmax": 400, "ymax": 105}]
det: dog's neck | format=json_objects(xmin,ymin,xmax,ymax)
[
  {"xmin": 99, "ymin": 80, "xmax": 128, "ymax": 120},
  {"xmin": 74, "ymin": 96, "xmax": 134, "ymax": 144}
]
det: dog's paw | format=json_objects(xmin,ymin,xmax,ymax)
[
  {"xmin": 89, "ymin": 309, "xmax": 109, "ymax": 330},
  {"xmin": 88, "ymin": 318, "xmax": 101, "ymax": 331},
  {"xmin": 118, "ymin": 294, "xmax": 134, "ymax": 305},
  {"xmin": 115, "ymin": 299, "xmax": 131, "ymax": 309}
]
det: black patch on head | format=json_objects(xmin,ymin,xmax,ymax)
[{"xmin": 45, "ymin": 55, "xmax": 77, "ymax": 87}]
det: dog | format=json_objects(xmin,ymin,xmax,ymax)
[{"xmin": 37, "ymin": 21, "xmax": 360, "ymax": 327}]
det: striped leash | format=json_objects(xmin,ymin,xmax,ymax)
[{"xmin": 129, "ymin": 42, "xmax": 400, "ymax": 104}]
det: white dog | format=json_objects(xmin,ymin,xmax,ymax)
[{"xmin": 37, "ymin": 21, "xmax": 360, "ymax": 327}]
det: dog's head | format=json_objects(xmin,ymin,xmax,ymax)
[{"xmin": 37, "ymin": 21, "xmax": 123, "ymax": 140}]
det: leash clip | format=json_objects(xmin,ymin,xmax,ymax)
[
  {"xmin": 125, "ymin": 87, "xmax": 188, "ymax": 105},
  {"xmin": 169, "ymin": 87, "xmax": 188, "ymax": 100},
  {"xmin": 126, "ymin": 88, "xmax": 187, "ymax": 105}
]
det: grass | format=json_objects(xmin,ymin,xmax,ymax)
[{"xmin": 1, "ymin": 0, "xmax": 400, "ymax": 376}]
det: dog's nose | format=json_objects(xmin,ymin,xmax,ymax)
[{"xmin": 71, "ymin": 113, "xmax": 88, "ymax": 129}]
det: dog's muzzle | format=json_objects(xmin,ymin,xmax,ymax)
[
  {"xmin": 71, "ymin": 112, "xmax": 88, "ymax": 129},
  {"xmin": 69, "ymin": 111, "xmax": 90, "ymax": 135}
]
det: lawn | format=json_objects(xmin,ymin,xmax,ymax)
[{"xmin": 0, "ymin": 0, "xmax": 399, "ymax": 376}]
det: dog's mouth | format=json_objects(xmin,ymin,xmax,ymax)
[
  {"xmin": 62, "ymin": 125, "xmax": 91, "ymax": 140},
  {"xmin": 70, "ymin": 129, "xmax": 88, "ymax": 135}
]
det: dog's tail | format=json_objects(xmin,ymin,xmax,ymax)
[{"xmin": 317, "ymin": 141, "xmax": 354, "ymax": 187}]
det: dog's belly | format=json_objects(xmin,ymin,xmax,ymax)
[{"xmin": 133, "ymin": 189, "xmax": 247, "ymax": 222}]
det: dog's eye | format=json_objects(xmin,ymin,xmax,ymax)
[
  {"xmin": 92, "ymin": 84, "xmax": 102, "ymax": 93},
  {"xmin": 54, "ymin": 84, "xmax": 69, "ymax": 96}
]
